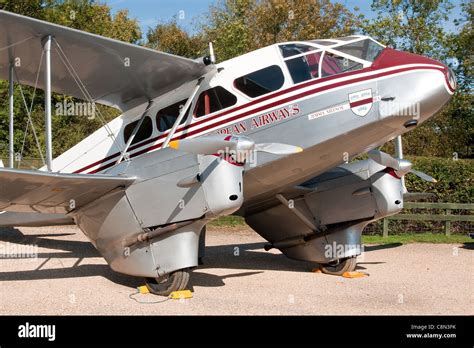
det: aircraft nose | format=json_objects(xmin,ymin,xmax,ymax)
[
  {"xmin": 375, "ymin": 49, "xmax": 455, "ymax": 124},
  {"xmin": 446, "ymin": 66, "xmax": 457, "ymax": 91},
  {"xmin": 414, "ymin": 59, "xmax": 456, "ymax": 123}
]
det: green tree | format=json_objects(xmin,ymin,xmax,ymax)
[
  {"xmin": 0, "ymin": 0, "xmax": 140, "ymax": 161},
  {"xmin": 362, "ymin": 0, "xmax": 453, "ymax": 59},
  {"xmin": 202, "ymin": 0, "xmax": 255, "ymax": 61},
  {"xmin": 249, "ymin": 0, "xmax": 361, "ymax": 48},
  {"xmin": 363, "ymin": 0, "xmax": 472, "ymax": 158},
  {"xmin": 146, "ymin": 19, "xmax": 205, "ymax": 58},
  {"xmin": 448, "ymin": 0, "xmax": 473, "ymax": 92},
  {"xmin": 201, "ymin": 0, "xmax": 362, "ymax": 61}
]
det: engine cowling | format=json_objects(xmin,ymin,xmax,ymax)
[{"xmin": 245, "ymin": 158, "xmax": 404, "ymax": 263}]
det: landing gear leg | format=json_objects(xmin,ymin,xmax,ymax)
[
  {"xmin": 320, "ymin": 256, "xmax": 357, "ymax": 276},
  {"xmin": 145, "ymin": 269, "xmax": 190, "ymax": 296},
  {"xmin": 198, "ymin": 226, "xmax": 206, "ymax": 265}
]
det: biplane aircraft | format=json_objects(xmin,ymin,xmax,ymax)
[{"xmin": 0, "ymin": 11, "xmax": 455, "ymax": 295}]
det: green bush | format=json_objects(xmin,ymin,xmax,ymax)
[
  {"xmin": 364, "ymin": 156, "xmax": 473, "ymax": 235},
  {"xmin": 405, "ymin": 156, "xmax": 473, "ymax": 203}
]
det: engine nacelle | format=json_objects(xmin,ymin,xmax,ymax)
[
  {"xmin": 246, "ymin": 159, "xmax": 404, "ymax": 263},
  {"xmin": 199, "ymin": 155, "xmax": 244, "ymax": 217},
  {"xmin": 73, "ymin": 153, "xmax": 245, "ymax": 278}
]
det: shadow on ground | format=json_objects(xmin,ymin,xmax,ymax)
[
  {"xmin": 364, "ymin": 243, "xmax": 403, "ymax": 251},
  {"xmin": 0, "ymin": 227, "xmax": 399, "ymax": 290}
]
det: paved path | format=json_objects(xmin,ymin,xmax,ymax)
[{"xmin": 0, "ymin": 225, "xmax": 472, "ymax": 315}]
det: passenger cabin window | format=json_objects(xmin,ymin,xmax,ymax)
[
  {"xmin": 156, "ymin": 99, "xmax": 188, "ymax": 132},
  {"xmin": 285, "ymin": 51, "xmax": 322, "ymax": 84},
  {"xmin": 335, "ymin": 39, "xmax": 384, "ymax": 62},
  {"xmin": 194, "ymin": 86, "xmax": 237, "ymax": 118},
  {"xmin": 123, "ymin": 116, "xmax": 152, "ymax": 145},
  {"xmin": 279, "ymin": 43, "xmax": 316, "ymax": 58},
  {"xmin": 321, "ymin": 52, "xmax": 362, "ymax": 77},
  {"xmin": 234, "ymin": 65, "xmax": 284, "ymax": 98}
]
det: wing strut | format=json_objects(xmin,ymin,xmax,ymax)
[
  {"xmin": 8, "ymin": 62, "xmax": 14, "ymax": 168},
  {"xmin": 43, "ymin": 35, "xmax": 53, "ymax": 171},
  {"xmin": 162, "ymin": 77, "xmax": 205, "ymax": 149},
  {"xmin": 394, "ymin": 135, "xmax": 406, "ymax": 192},
  {"xmin": 116, "ymin": 100, "xmax": 154, "ymax": 165}
]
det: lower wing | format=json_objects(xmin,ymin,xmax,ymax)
[
  {"xmin": 0, "ymin": 167, "xmax": 135, "ymax": 214},
  {"xmin": 0, "ymin": 211, "xmax": 74, "ymax": 227}
]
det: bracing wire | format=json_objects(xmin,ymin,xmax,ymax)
[
  {"xmin": 52, "ymin": 39, "xmax": 126, "ymax": 157},
  {"xmin": 13, "ymin": 51, "xmax": 46, "ymax": 167}
]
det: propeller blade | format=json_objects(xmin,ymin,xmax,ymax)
[
  {"xmin": 368, "ymin": 150, "xmax": 437, "ymax": 182},
  {"xmin": 169, "ymin": 138, "xmax": 236, "ymax": 155},
  {"xmin": 169, "ymin": 136, "xmax": 302, "ymax": 157},
  {"xmin": 254, "ymin": 143, "xmax": 303, "ymax": 155},
  {"xmin": 409, "ymin": 169, "xmax": 438, "ymax": 183},
  {"xmin": 368, "ymin": 149, "xmax": 400, "ymax": 170}
]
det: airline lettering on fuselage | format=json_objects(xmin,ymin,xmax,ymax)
[
  {"xmin": 215, "ymin": 122, "xmax": 248, "ymax": 135},
  {"xmin": 215, "ymin": 104, "xmax": 300, "ymax": 135}
]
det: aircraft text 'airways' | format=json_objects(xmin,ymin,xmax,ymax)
[{"xmin": 215, "ymin": 104, "xmax": 300, "ymax": 135}]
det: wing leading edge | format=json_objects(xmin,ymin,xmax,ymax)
[{"xmin": 0, "ymin": 167, "xmax": 135, "ymax": 213}]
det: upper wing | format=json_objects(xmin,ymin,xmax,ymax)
[
  {"xmin": 0, "ymin": 10, "xmax": 209, "ymax": 111},
  {"xmin": 0, "ymin": 167, "xmax": 135, "ymax": 213}
]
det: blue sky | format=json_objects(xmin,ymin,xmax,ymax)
[{"xmin": 106, "ymin": 0, "xmax": 464, "ymax": 37}]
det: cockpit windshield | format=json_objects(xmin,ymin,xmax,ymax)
[
  {"xmin": 334, "ymin": 39, "xmax": 384, "ymax": 62},
  {"xmin": 279, "ymin": 43, "xmax": 317, "ymax": 58},
  {"xmin": 279, "ymin": 36, "xmax": 384, "ymax": 84}
]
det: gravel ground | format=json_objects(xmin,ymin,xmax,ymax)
[{"xmin": 0, "ymin": 225, "xmax": 472, "ymax": 315}]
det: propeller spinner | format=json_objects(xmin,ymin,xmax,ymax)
[{"xmin": 368, "ymin": 149, "xmax": 437, "ymax": 183}]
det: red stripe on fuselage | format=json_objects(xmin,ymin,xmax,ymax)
[{"xmin": 77, "ymin": 64, "xmax": 444, "ymax": 174}]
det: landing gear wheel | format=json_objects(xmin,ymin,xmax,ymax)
[
  {"xmin": 320, "ymin": 257, "xmax": 357, "ymax": 276},
  {"xmin": 145, "ymin": 269, "xmax": 190, "ymax": 296}
]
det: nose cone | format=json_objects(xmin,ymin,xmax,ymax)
[
  {"xmin": 373, "ymin": 48, "xmax": 455, "ymax": 124},
  {"xmin": 446, "ymin": 67, "xmax": 457, "ymax": 91}
]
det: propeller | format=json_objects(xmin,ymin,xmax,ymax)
[
  {"xmin": 410, "ymin": 169, "xmax": 438, "ymax": 183},
  {"xmin": 368, "ymin": 149, "xmax": 437, "ymax": 183},
  {"xmin": 169, "ymin": 135, "xmax": 302, "ymax": 162}
]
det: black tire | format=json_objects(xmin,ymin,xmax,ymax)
[
  {"xmin": 145, "ymin": 269, "xmax": 190, "ymax": 296},
  {"xmin": 320, "ymin": 257, "xmax": 357, "ymax": 276}
]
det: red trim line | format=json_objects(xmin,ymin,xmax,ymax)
[{"xmin": 76, "ymin": 65, "xmax": 444, "ymax": 174}]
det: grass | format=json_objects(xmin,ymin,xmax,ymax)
[
  {"xmin": 362, "ymin": 233, "xmax": 472, "ymax": 244},
  {"xmin": 208, "ymin": 216, "xmax": 245, "ymax": 227},
  {"xmin": 209, "ymin": 217, "xmax": 472, "ymax": 244}
]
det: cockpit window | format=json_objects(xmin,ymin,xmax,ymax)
[
  {"xmin": 194, "ymin": 86, "xmax": 237, "ymax": 118},
  {"xmin": 333, "ymin": 36, "xmax": 361, "ymax": 41},
  {"xmin": 234, "ymin": 65, "xmax": 284, "ymax": 98},
  {"xmin": 285, "ymin": 51, "xmax": 322, "ymax": 84},
  {"xmin": 123, "ymin": 116, "xmax": 152, "ymax": 145},
  {"xmin": 335, "ymin": 39, "xmax": 384, "ymax": 62},
  {"xmin": 311, "ymin": 40, "xmax": 338, "ymax": 46},
  {"xmin": 321, "ymin": 52, "xmax": 362, "ymax": 77},
  {"xmin": 156, "ymin": 99, "xmax": 189, "ymax": 133},
  {"xmin": 279, "ymin": 43, "xmax": 316, "ymax": 58}
]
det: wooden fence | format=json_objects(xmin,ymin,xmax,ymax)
[{"xmin": 382, "ymin": 202, "xmax": 474, "ymax": 237}]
